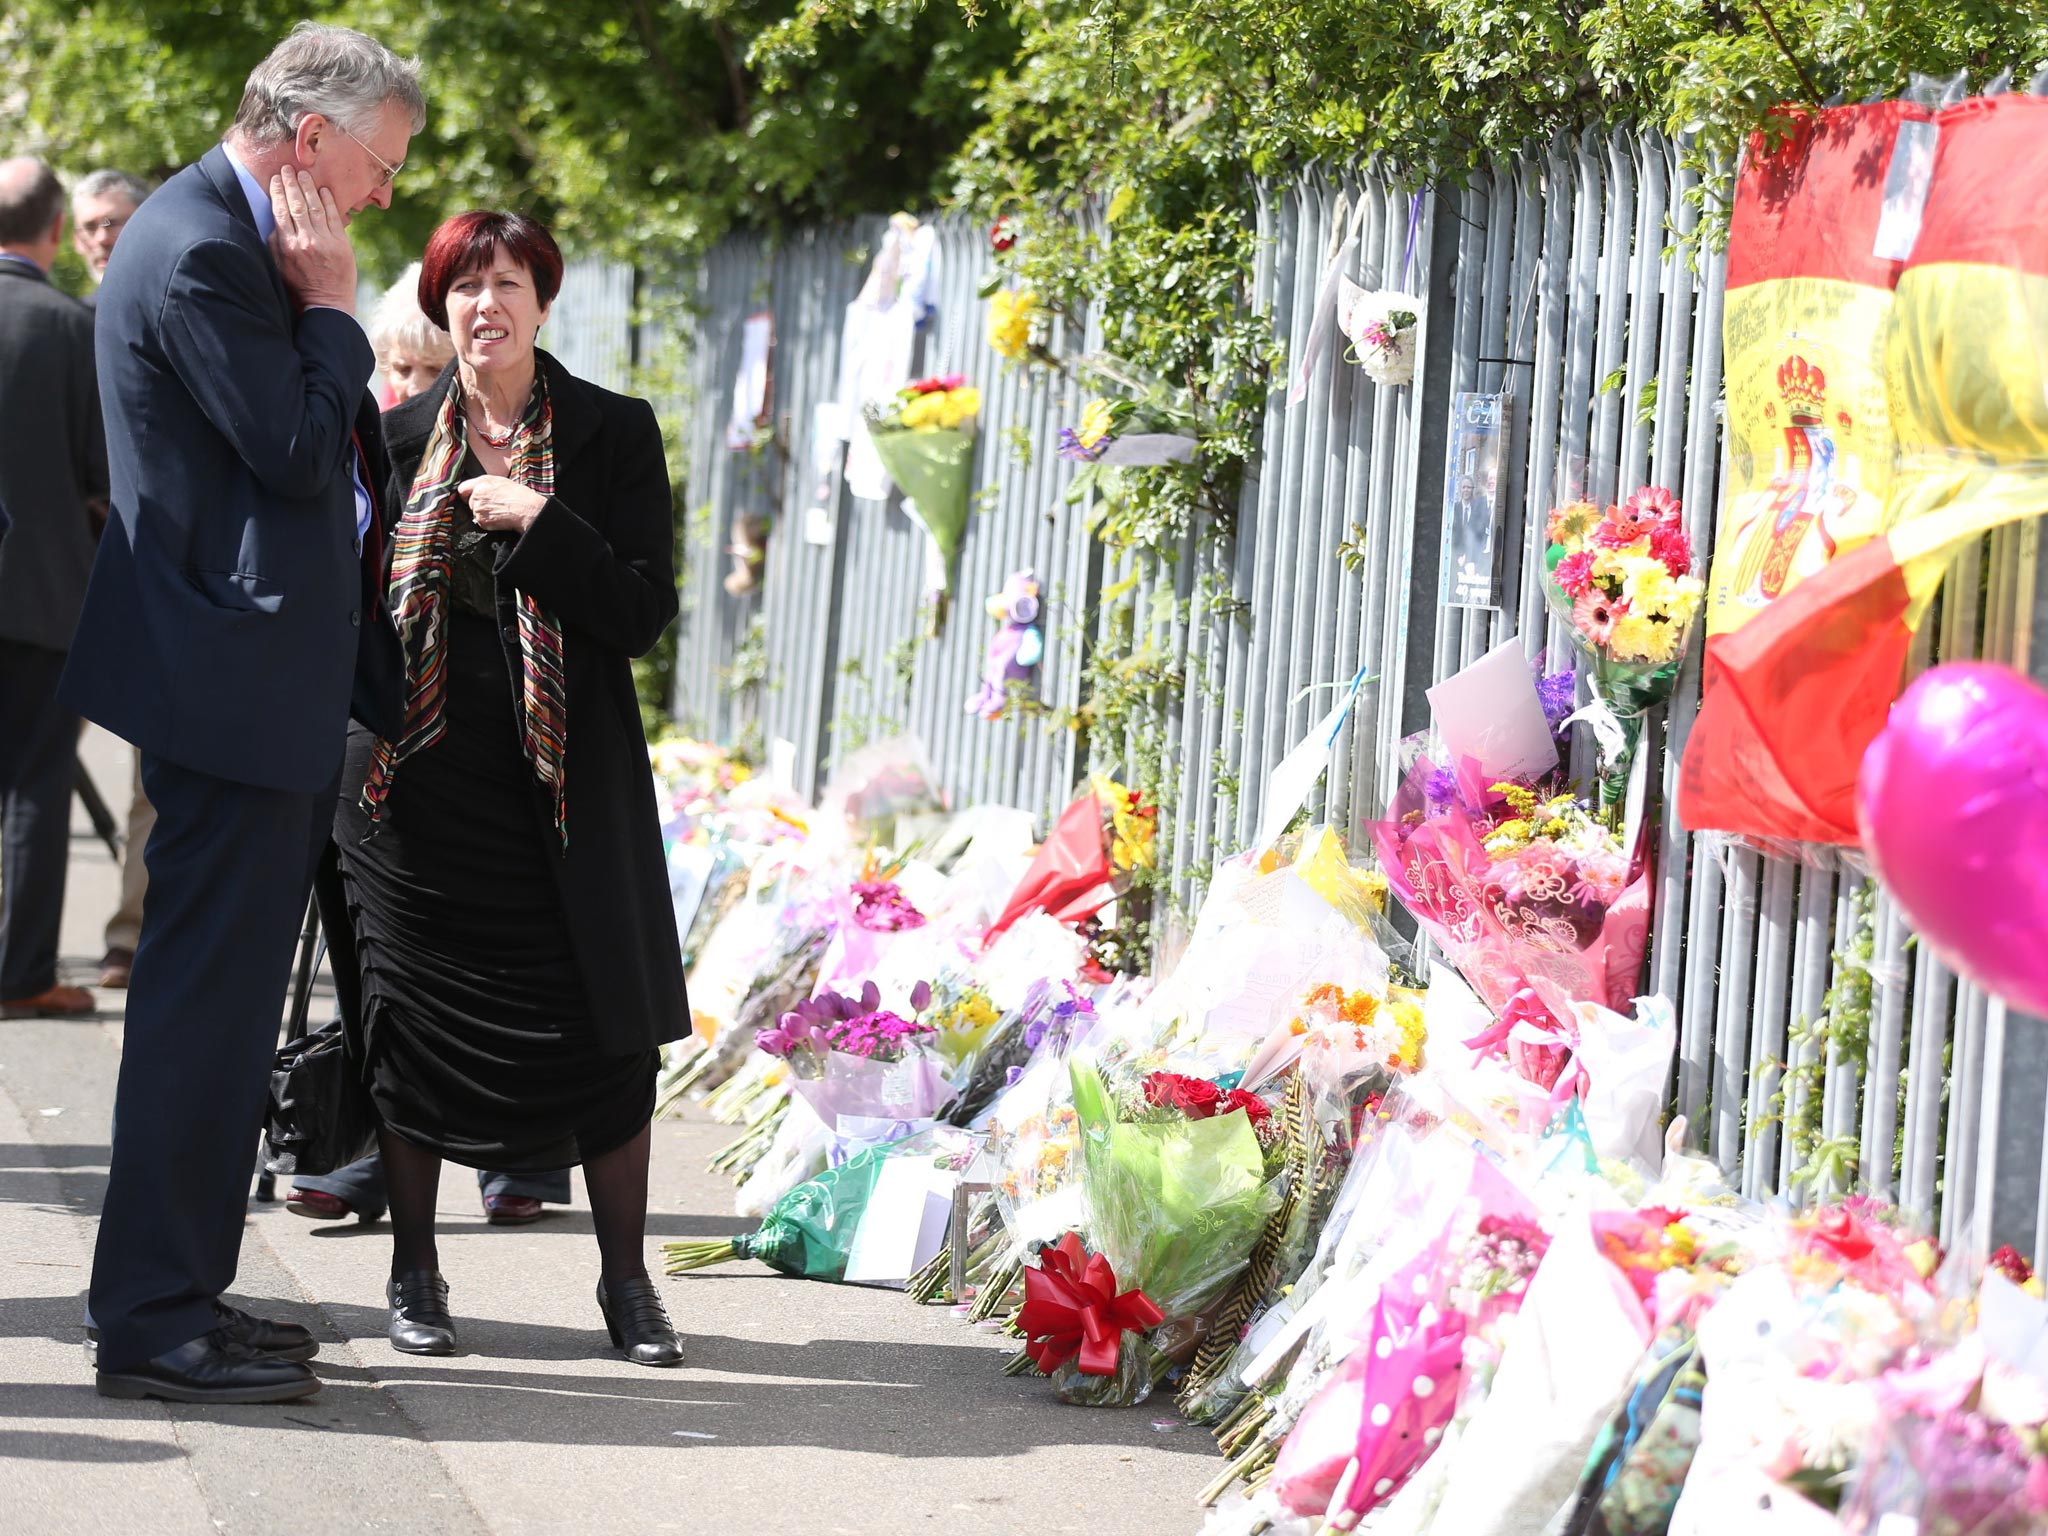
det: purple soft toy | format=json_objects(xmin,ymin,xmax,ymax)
[{"xmin": 965, "ymin": 569, "xmax": 1044, "ymax": 719}]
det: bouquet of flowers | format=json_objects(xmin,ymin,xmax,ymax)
[
  {"xmin": 760, "ymin": 980, "xmax": 955, "ymax": 1164},
  {"xmin": 864, "ymin": 374, "xmax": 983, "ymax": 612},
  {"xmin": 1369, "ymin": 754, "xmax": 1650, "ymax": 1015},
  {"xmin": 1021, "ymin": 1060, "xmax": 1283, "ymax": 1407},
  {"xmin": 1294, "ymin": 981, "xmax": 1428, "ymax": 1084},
  {"xmin": 950, "ymin": 979, "xmax": 1096, "ymax": 1126},
  {"xmin": 1838, "ymin": 1402, "xmax": 2048, "ymax": 1536},
  {"xmin": 1054, "ymin": 354, "xmax": 1205, "ymax": 545},
  {"xmin": 666, "ymin": 1126, "xmax": 982, "ymax": 1286},
  {"xmin": 1058, "ymin": 396, "xmax": 1199, "ymax": 469},
  {"xmin": 1268, "ymin": 1151, "xmax": 1548, "ymax": 1525},
  {"xmin": 1542, "ymin": 486, "xmax": 1704, "ymax": 809},
  {"xmin": 1337, "ymin": 280, "xmax": 1423, "ymax": 387}
]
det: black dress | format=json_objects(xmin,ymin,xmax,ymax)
[{"xmin": 333, "ymin": 451, "xmax": 657, "ymax": 1173}]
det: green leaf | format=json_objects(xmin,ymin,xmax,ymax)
[{"xmin": 1105, "ymin": 185, "xmax": 1135, "ymax": 224}]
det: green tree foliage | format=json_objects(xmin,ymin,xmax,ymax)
[{"xmin": 0, "ymin": 0, "xmax": 1017, "ymax": 280}]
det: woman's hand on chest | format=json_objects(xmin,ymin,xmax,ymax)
[{"xmin": 458, "ymin": 474, "xmax": 548, "ymax": 533}]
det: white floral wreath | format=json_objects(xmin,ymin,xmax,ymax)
[{"xmin": 1338, "ymin": 277, "xmax": 1424, "ymax": 388}]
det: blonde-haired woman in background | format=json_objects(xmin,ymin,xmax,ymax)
[
  {"xmin": 288, "ymin": 262, "xmax": 573, "ymax": 1229},
  {"xmin": 367, "ymin": 262, "xmax": 452, "ymax": 407}
]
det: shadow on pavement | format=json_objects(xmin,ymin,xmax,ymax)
[{"xmin": 0, "ymin": 1428, "xmax": 187, "ymax": 1462}]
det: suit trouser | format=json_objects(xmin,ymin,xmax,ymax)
[
  {"xmin": 0, "ymin": 639, "xmax": 76, "ymax": 1000},
  {"xmin": 102, "ymin": 751, "xmax": 155, "ymax": 956},
  {"xmin": 88, "ymin": 751, "xmax": 338, "ymax": 1371}
]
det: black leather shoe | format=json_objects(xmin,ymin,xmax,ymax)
[
  {"xmin": 597, "ymin": 1275, "xmax": 684, "ymax": 1367},
  {"xmin": 96, "ymin": 1329, "xmax": 320, "ymax": 1404},
  {"xmin": 86, "ymin": 1303, "xmax": 319, "ymax": 1366},
  {"xmin": 215, "ymin": 1302, "xmax": 319, "ymax": 1362},
  {"xmin": 386, "ymin": 1270, "xmax": 457, "ymax": 1356}
]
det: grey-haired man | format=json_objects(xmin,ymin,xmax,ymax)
[
  {"xmin": 70, "ymin": 169, "xmax": 151, "ymax": 296},
  {"xmin": 63, "ymin": 22, "xmax": 419, "ymax": 1404}
]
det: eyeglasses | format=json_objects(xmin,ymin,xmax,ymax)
[
  {"xmin": 334, "ymin": 121, "xmax": 404, "ymax": 188},
  {"xmin": 77, "ymin": 215, "xmax": 130, "ymax": 238}
]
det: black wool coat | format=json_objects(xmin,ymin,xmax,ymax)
[{"xmin": 350, "ymin": 349, "xmax": 688, "ymax": 1057}]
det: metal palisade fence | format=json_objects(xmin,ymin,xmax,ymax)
[{"xmin": 548, "ymin": 125, "xmax": 2048, "ymax": 1257}]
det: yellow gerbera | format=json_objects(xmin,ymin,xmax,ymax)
[
  {"xmin": 1547, "ymin": 500, "xmax": 1602, "ymax": 546},
  {"xmin": 987, "ymin": 289, "xmax": 1039, "ymax": 360}
]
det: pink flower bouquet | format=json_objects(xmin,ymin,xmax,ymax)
[
  {"xmin": 1367, "ymin": 755, "xmax": 1651, "ymax": 1015},
  {"xmin": 762, "ymin": 982, "xmax": 956, "ymax": 1163}
]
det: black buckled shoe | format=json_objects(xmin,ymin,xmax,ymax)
[
  {"xmin": 96, "ymin": 1329, "xmax": 321, "ymax": 1404},
  {"xmin": 86, "ymin": 1302, "xmax": 319, "ymax": 1366},
  {"xmin": 597, "ymin": 1276, "xmax": 684, "ymax": 1367},
  {"xmin": 386, "ymin": 1270, "xmax": 457, "ymax": 1356}
]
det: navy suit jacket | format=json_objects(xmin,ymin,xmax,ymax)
[{"xmin": 61, "ymin": 145, "xmax": 404, "ymax": 792}]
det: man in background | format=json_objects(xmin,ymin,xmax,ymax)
[
  {"xmin": 69, "ymin": 168, "xmax": 155, "ymax": 989},
  {"xmin": 0, "ymin": 157, "xmax": 106, "ymax": 1020},
  {"xmin": 70, "ymin": 169, "xmax": 149, "ymax": 297}
]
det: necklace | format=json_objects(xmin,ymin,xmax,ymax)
[{"xmin": 466, "ymin": 400, "xmax": 519, "ymax": 450}]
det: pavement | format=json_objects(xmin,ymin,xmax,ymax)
[{"xmin": 0, "ymin": 725, "xmax": 1218, "ymax": 1536}]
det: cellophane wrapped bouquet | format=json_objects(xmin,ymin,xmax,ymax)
[
  {"xmin": 1369, "ymin": 743, "xmax": 1650, "ymax": 1016},
  {"xmin": 1019, "ymin": 1059, "xmax": 1284, "ymax": 1408},
  {"xmin": 1540, "ymin": 486, "xmax": 1703, "ymax": 811},
  {"xmin": 760, "ymin": 980, "xmax": 955, "ymax": 1164},
  {"xmin": 1170, "ymin": 968, "xmax": 1434, "ymax": 1425},
  {"xmin": 863, "ymin": 376, "xmax": 982, "ymax": 606}
]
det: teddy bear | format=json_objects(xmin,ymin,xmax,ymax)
[{"xmin": 964, "ymin": 568, "xmax": 1044, "ymax": 719}]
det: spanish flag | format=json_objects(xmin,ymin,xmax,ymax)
[{"xmin": 1680, "ymin": 96, "xmax": 2048, "ymax": 844}]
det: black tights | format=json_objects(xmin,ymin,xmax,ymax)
[{"xmin": 380, "ymin": 1121, "xmax": 653, "ymax": 1284}]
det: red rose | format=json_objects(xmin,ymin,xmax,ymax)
[
  {"xmin": 1219, "ymin": 1088, "xmax": 1271, "ymax": 1128},
  {"xmin": 990, "ymin": 216, "xmax": 1018, "ymax": 252},
  {"xmin": 1142, "ymin": 1071, "xmax": 1223, "ymax": 1118}
]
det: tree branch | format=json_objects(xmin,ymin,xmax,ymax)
[
  {"xmin": 626, "ymin": 0, "xmax": 714, "ymax": 132},
  {"xmin": 1745, "ymin": 0, "xmax": 1823, "ymax": 103},
  {"xmin": 712, "ymin": 22, "xmax": 752, "ymax": 126}
]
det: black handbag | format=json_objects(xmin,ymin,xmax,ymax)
[{"xmin": 262, "ymin": 1019, "xmax": 379, "ymax": 1176}]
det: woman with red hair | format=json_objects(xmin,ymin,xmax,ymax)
[{"xmin": 328, "ymin": 210, "xmax": 686, "ymax": 1366}]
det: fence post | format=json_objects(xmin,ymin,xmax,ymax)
[
  {"xmin": 1390, "ymin": 185, "xmax": 1465, "ymax": 747},
  {"xmin": 1974, "ymin": 518, "xmax": 2048, "ymax": 1258}
]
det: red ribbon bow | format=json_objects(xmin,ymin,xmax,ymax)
[{"xmin": 1019, "ymin": 1233, "xmax": 1165, "ymax": 1377}]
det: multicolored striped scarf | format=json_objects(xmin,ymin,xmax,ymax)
[{"xmin": 361, "ymin": 374, "xmax": 569, "ymax": 845}]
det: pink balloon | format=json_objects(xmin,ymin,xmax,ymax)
[{"xmin": 1857, "ymin": 663, "xmax": 2048, "ymax": 1017}]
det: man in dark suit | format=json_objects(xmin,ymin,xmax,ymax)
[
  {"xmin": 0, "ymin": 157, "xmax": 107, "ymax": 1020},
  {"xmin": 62, "ymin": 22, "xmax": 418, "ymax": 1404}
]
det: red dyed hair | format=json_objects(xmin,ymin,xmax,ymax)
[{"xmin": 416, "ymin": 211, "xmax": 564, "ymax": 330}]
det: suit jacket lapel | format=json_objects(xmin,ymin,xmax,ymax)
[{"xmin": 197, "ymin": 145, "xmax": 292, "ymax": 318}]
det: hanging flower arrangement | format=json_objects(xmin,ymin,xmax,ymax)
[{"xmin": 1338, "ymin": 279, "xmax": 1423, "ymax": 387}]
